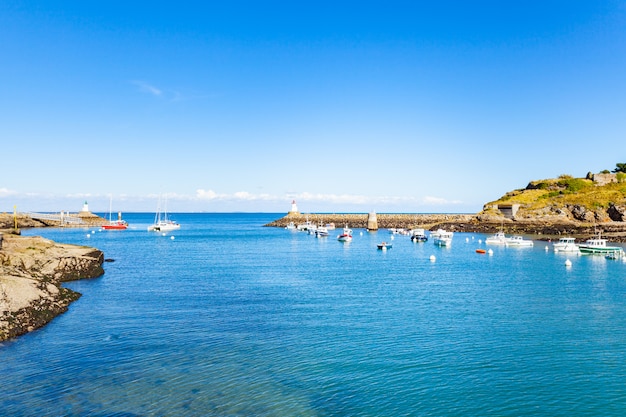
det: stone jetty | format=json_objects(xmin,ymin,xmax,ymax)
[{"xmin": 265, "ymin": 213, "xmax": 477, "ymax": 230}]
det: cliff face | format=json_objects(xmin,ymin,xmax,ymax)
[{"xmin": 0, "ymin": 234, "xmax": 104, "ymax": 342}]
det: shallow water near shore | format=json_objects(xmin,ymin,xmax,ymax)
[{"xmin": 3, "ymin": 213, "xmax": 626, "ymax": 416}]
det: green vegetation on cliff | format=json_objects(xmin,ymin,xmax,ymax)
[{"xmin": 484, "ymin": 168, "xmax": 626, "ymax": 216}]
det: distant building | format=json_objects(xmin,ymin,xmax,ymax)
[
  {"xmin": 592, "ymin": 173, "xmax": 617, "ymax": 186},
  {"xmin": 81, "ymin": 201, "xmax": 89, "ymax": 212}
]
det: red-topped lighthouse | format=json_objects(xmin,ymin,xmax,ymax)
[{"xmin": 287, "ymin": 200, "xmax": 300, "ymax": 216}]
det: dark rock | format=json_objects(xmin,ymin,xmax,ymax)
[{"xmin": 608, "ymin": 204, "xmax": 626, "ymax": 222}]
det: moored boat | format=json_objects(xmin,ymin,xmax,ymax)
[
  {"xmin": 337, "ymin": 226, "xmax": 353, "ymax": 242},
  {"xmin": 377, "ymin": 242, "xmax": 392, "ymax": 250},
  {"xmin": 485, "ymin": 231, "xmax": 508, "ymax": 245},
  {"xmin": 410, "ymin": 228, "xmax": 428, "ymax": 242},
  {"xmin": 102, "ymin": 218, "xmax": 128, "ymax": 230},
  {"xmin": 433, "ymin": 230, "xmax": 453, "ymax": 246},
  {"xmin": 505, "ymin": 236, "xmax": 534, "ymax": 247},
  {"xmin": 552, "ymin": 237, "xmax": 579, "ymax": 253},
  {"xmin": 578, "ymin": 235, "xmax": 623, "ymax": 256},
  {"xmin": 102, "ymin": 196, "xmax": 128, "ymax": 230},
  {"xmin": 315, "ymin": 226, "xmax": 329, "ymax": 238},
  {"xmin": 147, "ymin": 196, "xmax": 180, "ymax": 232}
]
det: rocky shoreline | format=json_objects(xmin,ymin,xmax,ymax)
[
  {"xmin": 265, "ymin": 213, "xmax": 626, "ymax": 241},
  {"xmin": 0, "ymin": 233, "xmax": 104, "ymax": 342}
]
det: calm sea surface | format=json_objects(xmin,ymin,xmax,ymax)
[{"xmin": 3, "ymin": 213, "xmax": 626, "ymax": 416}]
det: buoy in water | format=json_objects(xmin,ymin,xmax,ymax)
[
  {"xmin": 565, "ymin": 259, "xmax": 572, "ymax": 267},
  {"xmin": 488, "ymin": 249, "xmax": 493, "ymax": 256},
  {"xmin": 429, "ymin": 255, "xmax": 436, "ymax": 262},
  {"xmin": 476, "ymin": 249, "xmax": 486, "ymax": 254},
  {"xmin": 545, "ymin": 246, "xmax": 549, "ymax": 251},
  {"xmin": 170, "ymin": 236, "xmax": 175, "ymax": 240}
]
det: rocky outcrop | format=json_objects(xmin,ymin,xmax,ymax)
[
  {"xmin": 0, "ymin": 234, "xmax": 104, "ymax": 342},
  {"xmin": 608, "ymin": 204, "xmax": 626, "ymax": 222}
]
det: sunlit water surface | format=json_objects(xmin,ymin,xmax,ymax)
[{"xmin": 3, "ymin": 213, "xmax": 626, "ymax": 416}]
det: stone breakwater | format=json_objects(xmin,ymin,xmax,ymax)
[
  {"xmin": 0, "ymin": 234, "xmax": 104, "ymax": 342},
  {"xmin": 265, "ymin": 213, "xmax": 477, "ymax": 230},
  {"xmin": 265, "ymin": 213, "xmax": 626, "ymax": 241}
]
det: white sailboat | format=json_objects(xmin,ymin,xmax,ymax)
[{"xmin": 147, "ymin": 196, "xmax": 180, "ymax": 232}]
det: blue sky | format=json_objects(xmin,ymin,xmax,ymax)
[{"xmin": 1, "ymin": 1, "xmax": 625, "ymax": 214}]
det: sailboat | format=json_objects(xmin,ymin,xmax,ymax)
[
  {"xmin": 147, "ymin": 196, "xmax": 180, "ymax": 232},
  {"xmin": 102, "ymin": 196, "xmax": 128, "ymax": 230}
]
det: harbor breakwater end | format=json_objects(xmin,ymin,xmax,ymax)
[
  {"xmin": 0, "ymin": 234, "xmax": 105, "ymax": 342},
  {"xmin": 265, "ymin": 213, "xmax": 626, "ymax": 241}
]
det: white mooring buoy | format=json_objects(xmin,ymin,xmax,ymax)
[
  {"xmin": 429, "ymin": 255, "xmax": 436, "ymax": 262},
  {"xmin": 565, "ymin": 259, "xmax": 572, "ymax": 267}
]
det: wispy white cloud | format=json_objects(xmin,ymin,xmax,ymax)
[
  {"xmin": 422, "ymin": 196, "xmax": 463, "ymax": 205},
  {"xmin": 131, "ymin": 80, "xmax": 163, "ymax": 96},
  {"xmin": 195, "ymin": 189, "xmax": 462, "ymax": 207},
  {"xmin": 0, "ymin": 187, "xmax": 17, "ymax": 197}
]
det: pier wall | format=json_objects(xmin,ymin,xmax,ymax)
[{"xmin": 265, "ymin": 213, "xmax": 477, "ymax": 230}]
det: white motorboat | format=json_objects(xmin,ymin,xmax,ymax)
[
  {"xmin": 337, "ymin": 226, "xmax": 353, "ymax": 242},
  {"xmin": 433, "ymin": 230, "xmax": 453, "ymax": 246},
  {"xmin": 552, "ymin": 237, "xmax": 579, "ymax": 253},
  {"xmin": 297, "ymin": 220, "xmax": 316, "ymax": 232},
  {"xmin": 410, "ymin": 228, "xmax": 428, "ymax": 242},
  {"xmin": 315, "ymin": 226, "xmax": 329, "ymax": 238},
  {"xmin": 485, "ymin": 231, "xmax": 508, "ymax": 245},
  {"xmin": 505, "ymin": 236, "xmax": 534, "ymax": 247}
]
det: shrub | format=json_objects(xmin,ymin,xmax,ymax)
[{"xmin": 557, "ymin": 178, "xmax": 591, "ymax": 193}]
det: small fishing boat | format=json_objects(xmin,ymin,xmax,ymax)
[
  {"xmin": 552, "ymin": 237, "xmax": 579, "ymax": 253},
  {"xmin": 476, "ymin": 249, "xmax": 486, "ymax": 254},
  {"xmin": 578, "ymin": 233, "xmax": 623, "ymax": 256},
  {"xmin": 377, "ymin": 242, "xmax": 392, "ymax": 250},
  {"xmin": 505, "ymin": 236, "xmax": 534, "ymax": 247},
  {"xmin": 485, "ymin": 231, "xmax": 508, "ymax": 245},
  {"xmin": 410, "ymin": 228, "xmax": 428, "ymax": 242},
  {"xmin": 337, "ymin": 226, "xmax": 353, "ymax": 242},
  {"xmin": 315, "ymin": 226, "xmax": 329, "ymax": 238},
  {"xmin": 297, "ymin": 219, "xmax": 316, "ymax": 232},
  {"xmin": 433, "ymin": 230, "xmax": 453, "ymax": 247}
]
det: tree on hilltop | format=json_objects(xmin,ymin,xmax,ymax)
[{"xmin": 612, "ymin": 163, "xmax": 626, "ymax": 173}]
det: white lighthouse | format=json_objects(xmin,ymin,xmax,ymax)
[
  {"xmin": 288, "ymin": 200, "xmax": 300, "ymax": 216},
  {"xmin": 81, "ymin": 201, "xmax": 89, "ymax": 212}
]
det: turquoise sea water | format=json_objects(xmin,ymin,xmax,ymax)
[{"xmin": 3, "ymin": 213, "xmax": 626, "ymax": 416}]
